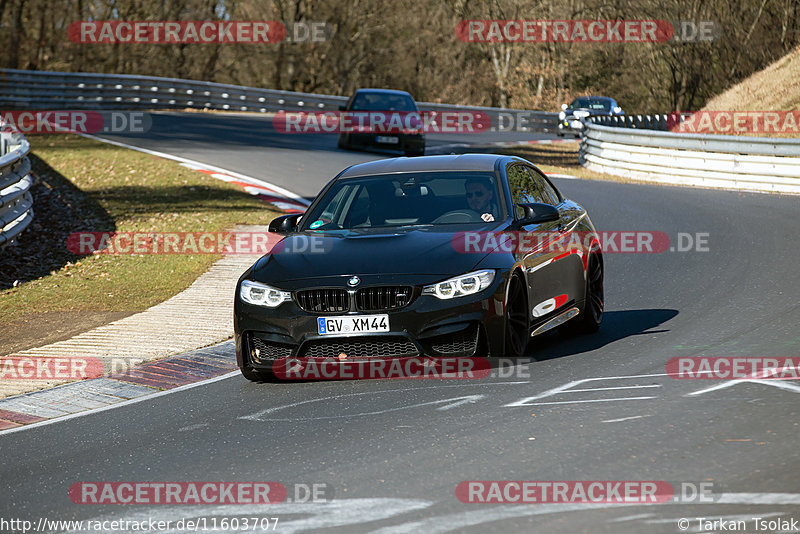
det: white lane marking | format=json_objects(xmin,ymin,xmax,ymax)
[
  {"xmin": 243, "ymin": 394, "xmax": 486, "ymax": 421},
  {"xmin": 520, "ymin": 396, "xmax": 657, "ymax": 406},
  {"xmin": 568, "ymin": 385, "xmax": 661, "ymax": 392},
  {"xmin": 240, "ymin": 380, "xmax": 531, "ymax": 421},
  {"xmin": 80, "ymin": 132, "xmax": 310, "ymax": 205},
  {"xmin": 688, "ymin": 379, "xmax": 800, "ymax": 397},
  {"xmin": 56, "ymin": 499, "xmax": 432, "ymax": 534},
  {"xmin": 504, "ymin": 373, "xmax": 668, "ymax": 407},
  {"xmin": 602, "ymin": 415, "xmax": 650, "ymax": 423},
  {"xmin": 436, "ymin": 395, "xmax": 484, "ymax": 410},
  {"xmin": 370, "ymin": 493, "xmax": 800, "ymax": 534},
  {"xmin": 2, "ymin": 378, "xmax": 528, "ymax": 434},
  {"xmin": 0, "ymin": 371, "xmax": 239, "ymax": 437}
]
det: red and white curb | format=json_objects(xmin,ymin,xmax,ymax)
[
  {"xmin": 0, "ymin": 136, "xmax": 309, "ymax": 423},
  {"xmin": 178, "ymin": 162, "xmax": 309, "ymax": 213},
  {"xmin": 81, "ymin": 132, "xmax": 311, "ymax": 213},
  {"xmin": 0, "ymin": 342, "xmax": 238, "ymax": 434}
]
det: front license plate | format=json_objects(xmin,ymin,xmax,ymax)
[
  {"xmin": 570, "ymin": 120, "xmax": 583, "ymax": 128},
  {"xmin": 317, "ymin": 315, "xmax": 390, "ymax": 335},
  {"xmin": 376, "ymin": 135, "xmax": 399, "ymax": 144}
]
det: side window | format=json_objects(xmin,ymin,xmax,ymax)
[
  {"xmin": 507, "ymin": 164, "xmax": 542, "ymax": 219},
  {"xmin": 525, "ymin": 166, "xmax": 561, "ymax": 206}
]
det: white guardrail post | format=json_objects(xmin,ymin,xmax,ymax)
[
  {"xmin": 0, "ymin": 125, "xmax": 33, "ymax": 248},
  {"xmin": 580, "ymin": 116, "xmax": 800, "ymax": 194}
]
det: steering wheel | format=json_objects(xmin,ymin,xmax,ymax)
[{"xmin": 432, "ymin": 209, "xmax": 483, "ymax": 224}]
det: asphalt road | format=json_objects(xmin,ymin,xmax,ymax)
[
  {"xmin": 92, "ymin": 112, "xmax": 560, "ymax": 198},
  {"xmin": 1, "ymin": 113, "xmax": 799, "ymax": 533}
]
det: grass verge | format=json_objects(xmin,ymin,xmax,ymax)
[{"xmin": 0, "ymin": 134, "xmax": 279, "ymax": 329}]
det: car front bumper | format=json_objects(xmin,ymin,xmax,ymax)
[
  {"xmin": 234, "ymin": 274, "xmax": 508, "ymax": 372},
  {"xmin": 558, "ymin": 119, "xmax": 584, "ymax": 135},
  {"xmin": 339, "ymin": 132, "xmax": 425, "ymax": 153}
]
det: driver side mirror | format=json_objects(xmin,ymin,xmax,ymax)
[
  {"xmin": 512, "ymin": 202, "xmax": 560, "ymax": 228},
  {"xmin": 268, "ymin": 213, "xmax": 304, "ymax": 233},
  {"xmin": 561, "ymin": 103, "xmax": 568, "ymax": 111}
]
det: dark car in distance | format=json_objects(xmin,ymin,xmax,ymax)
[
  {"xmin": 234, "ymin": 154, "xmax": 603, "ymax": 381},
  {"xmin": 558, "ymin": 96, "xmax": 624, "ymax": 137},
  {"xmin": 337, "ymin": 88, "xmax": 425, "ymax": 157}
]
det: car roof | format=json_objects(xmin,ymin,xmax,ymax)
[
  {"xmin": 338, "ymin": 154, "xmax": 507, "ymax": 178},
  {"xmin": 572, "ymin": 96, "xmax": 615, "ymax": 102},
  {"xmin": 353, "ymin": 88, "xmax": 414, "ymax": 97}
]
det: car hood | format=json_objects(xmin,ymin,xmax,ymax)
[
  {"xmin": 567, "ymin": 108, "xmax": 613, "ymax": 116},
  {"xmin": 249, "ymin": 226, "xmax": 499, "ymax": 285}
]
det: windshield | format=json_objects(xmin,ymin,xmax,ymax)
[
  {"xmin": 350, "ymin": 92, "xmax": 418, "ymax": 111},
  {"xmin": 569, "ymin": 97, "xmax": 613, "ymax": 111},
  {"xmin": 300, "ymin": 172, "xmax": 504, "ymax": 230}
]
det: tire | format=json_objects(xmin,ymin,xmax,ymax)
[
  {"xmin": 337, "ymin": 135, "xmax": 348, "ymax": 150},
  {"xmin": 563, "ymin": 252, "xmax": 604, "ymax": 334},
  {"xmin": 240, "ymin": 364, "xmax": 271, "ymax": 382},
  {"xmin": 504, "ymin": 273, "xmax": 529, "ymax": 357}
]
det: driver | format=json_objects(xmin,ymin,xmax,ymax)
[{"xmin": 465, "ymin": 177, "xmax": 498, "ymax": 222}]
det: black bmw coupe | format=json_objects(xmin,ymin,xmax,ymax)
[{"xmin": 234, "ymin": 154, "xmax": 603, "ymax": 380}]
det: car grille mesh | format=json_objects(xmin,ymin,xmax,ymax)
[
  {"xmin": 428, "ymin": 326, "xmax": 480, "ymax": 357},
  {"xmin": 250, "ymin": 334, "xmax": 293, "ymax": 362},
  {"xmin": 296, "ymin": 289, "xmax": 349, "ymax": 313},
  {"xmin": 299, "ymin": 336, "xmax": 419, "ymax": 359},
  {"xmin": 356, "ymin": 286, "xmax": 413, "ymax": 311},
  {"xmin": 295, "ymin": 286, "xmax": 414, "ymax": 313}
]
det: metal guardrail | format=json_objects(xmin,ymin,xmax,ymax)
[
  {"xmin": 0, "ymin": 127, "xmax": 33, "ymax": 247},
  {"xmin": 589, "ymin": 114, "xmax": 674, "ymax": 131},
  {"xmin": 580, "ymin": 116, "xmax": 800, "ymax": 194},
  {"xmin": 0, "ymin": 68, "xmax": 557, "ymax": 133}
]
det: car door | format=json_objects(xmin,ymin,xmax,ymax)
[{"xmin": 506, "ymin": 163, "xmax": 579, "ymax": 324}]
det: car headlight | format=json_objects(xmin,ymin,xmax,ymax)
[
  {"xmin": 240, "ymin": 280, "xmax": 291, "ymax": 307},
  {"xmin": 558, "ymin": 111, "xmax": 566, "ymax": 120},
  {"xmin": 422, "ymin": 270, "xmax": 495, "ymax": 299},
  {"xmin": 573, "ymin": 110, "xmax": 590, "ymax": 118}
]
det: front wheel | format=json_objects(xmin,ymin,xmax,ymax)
[
  {"xmin": 240, "ymin": 364, "xmax": 270, "ymax": 382},
  {"xmin": 505, "ymin": 273, "xmax": 529, "ymax": 357},
  {"xmin": 563, "ymin": 252, "xmax": 603, "ymax": 334}
]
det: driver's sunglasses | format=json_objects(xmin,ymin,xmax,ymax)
[{"xmin": 466, "ymin": 191, "xmax": 485, "ymax": 198}]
